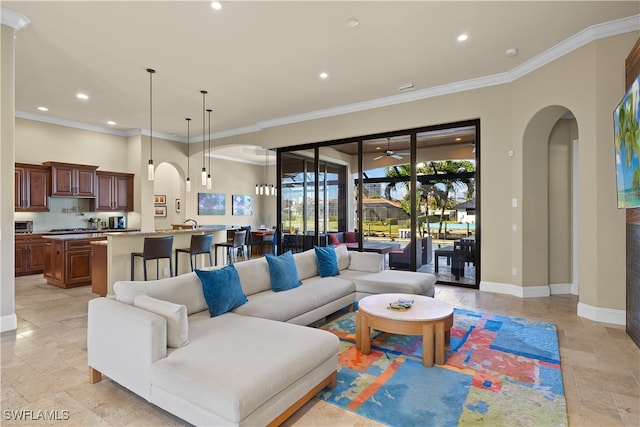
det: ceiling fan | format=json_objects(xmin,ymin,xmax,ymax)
[{"xmin": 374, "ymin": 138, "xmax": 410, "ymax": 160}]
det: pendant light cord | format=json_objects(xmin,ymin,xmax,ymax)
[
  {"xmin": 201, "ymin": 90, "xmax": 207, "ymax": 172},
  {"xmin": 207, "ymin": 109, "xmax": 212, "ymax": 177},
  {"xmin": 147, "ymin": 68, "xmax": 155, "ymax": 160},
  {"xmin": 186, "ymin": 117, "xmax": 191, "ymax": 174}
]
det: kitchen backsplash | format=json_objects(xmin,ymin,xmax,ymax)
[{"xmin": 14, "ymin": 198, "xmax": 136, "ymax": 232}]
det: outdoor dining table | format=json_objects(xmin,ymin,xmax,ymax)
[{"xmin": 433, "ymin": 245, "xmax": 455, "ymax": 272}]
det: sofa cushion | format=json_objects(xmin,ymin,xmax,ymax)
[
  {"xmin": 344, "ymin": 231, "xmax": 357, "ymax": 243},
  {"xmin": 341, "ymin": 270, "xmax": 436, "ymax": 297},
  {"xmin": 134, "ymin": 294, "xmax": 189, "ymax": 348},
  {"xmin": 314, "ymin": 246, "xmax": 339, "ymax": 278},
  {"xmin": 233, "ymin": 257, "xmax": 272, "ymax": 296},
  {"xmin": 328, "ymin": 233, "xmax": 340, "ymax": 245},
  {"xmin": 151, "ymin": 313, "xmax": 339, "ymax": 424},
  {"xmin": 334, "ymin": 244, "xmax": 350, "ymax": 271},
  {"xmin": 195, "ymin": 265, "xmax": 248, "ymax": 317},
  {"xmin": 232, "ymin": 276, "xmax": 355, "ymax": 322},
  {"xmin": 293, "ymin": 249, "xmax": 318, "ymax": 281},
  {"xmin": 348, "ymin": 251, "xmax": 384, "ymax": 273},
  {"xmin": 113, "ymin": 273, "xmax": 207, "ymax": 315},
  {"xmin": 266, "ymin": 251, "xmax": 301, "ymax": 292}
]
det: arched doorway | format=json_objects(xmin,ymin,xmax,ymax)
[
  {"xmin": 153, "ymin": 162, "xmax": 185, "ymax": 229},
  {"xmin": 522, "ymin": 106, "xmax": 578, "ymax": 295}
]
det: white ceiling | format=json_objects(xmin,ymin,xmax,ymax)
[{"xmin": 4, "ymin": 1, "xmax": 640, "ymax": 147}]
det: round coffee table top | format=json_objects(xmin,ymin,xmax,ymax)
[{"xmin": 359, "ymin": 293, "xmax": 453, "ymax": 322}]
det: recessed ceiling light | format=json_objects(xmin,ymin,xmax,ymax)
[
  {"xmin": 319, "ymin": 72, "xmax": 329, "ymax": 80},
  {"xmin": 346, "ymin": 18, "xmax": 359, "ymax": 28},
  {"xmin": 76, "ymin": 93, "xmax": 89, "ymax": 100},
  {"xmin": 455, "ymin": 137, "xmax": 462, "ymax": 141},
  {"xmin": 107, "ymin": 120, "xmax": 117, "ymax": 126},
  {"xmin": 505, "ymin": 48, "xmax": 519, "ymax": 57},
  {"xmin": 37, "ymin": 106, "xmax": 48, "ymax": 112},
  {"xmin": 211, "ymin": 1, "xmax": 222, "ymax": 10},
  {"xmin": 457, "ymin": 34, "xmax": 468, "ymax": 42}
]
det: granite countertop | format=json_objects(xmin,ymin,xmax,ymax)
[
  {"xmin": 42, "ymin": 233, "xmax": 108, "ymax": 240},
  {"xmin": 115, "ymin": 225, "xmax": 230, "ymax": 238},
  {"xmin": 35, "ymin": 225, "xmax": 231, "ymax": 240},
  {"xmin": 25, "ymin": 229, "xmax": 141, "ymax": 236}
]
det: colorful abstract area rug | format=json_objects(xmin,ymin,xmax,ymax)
[{"xmin": 317, "ymin": 308, "xmax": 568, "ymax": 427}]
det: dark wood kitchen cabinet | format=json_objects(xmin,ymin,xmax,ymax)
[
  {"xmin": 15, "ymin": 163, "xmax": 50, "ymax": 211},
  {"xmin": 44, "ymin": 161, "xmax": 98, "ymax": 197},
  {"xmin": 15, "ymin": 234, "xmax": 46, "ymax": 276},
  {"xmin": 95, "ymin": 171, "xmax": 134, "ymax": 211},
  {"xmin": 43, "ymin": 234, "xmax": 106, "ymax": 288}
]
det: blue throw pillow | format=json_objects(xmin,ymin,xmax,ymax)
[
  {"xmin": 195, "ymin": 265, "xmax": 248, "ymax": 317},
  {"xmin": 265, "ymin": 251, "xmax": 301, "ymax": 292},
  {"xmin": 314, "ymin": 245, "xmax": 339, "ymax": 278}
]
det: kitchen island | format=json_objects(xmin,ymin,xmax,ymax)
[
  {"xmin": 100, "ymin": 225, "xmax": 230, "ymax": 295},
  {"xmin": 43, "ymin": 233, "xmax": 108, "ymax": 289}
]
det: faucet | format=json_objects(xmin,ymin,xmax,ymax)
[{"xmin": 184, "ymin": 218, "xmax": 198, "ymax": 229}]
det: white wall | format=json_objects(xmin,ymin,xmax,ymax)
[{"xmin": 1, "ymin": 23, "xmax": 17, "ymax": 332}]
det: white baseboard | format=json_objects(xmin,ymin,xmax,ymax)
[
  {"xmin": 549, "ymin": 283, "xmax": 573, "ymax": 295},
  {"xmin": 479, "ymin": 281, "xmax": 550, "ymax": 298},
  {"xmin": 577, "ymin": 302, "xmax": 626, "ymax": 325},
  {"xmin": 480, "ymin": 282, "xmax": 625, "ymax": 325},
  {"xmin": 0, "ymin": 314, "xmax": 17, "ymax": 333}
]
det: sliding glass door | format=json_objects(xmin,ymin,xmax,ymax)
[{"xmin": 276, "ymin": 119, "xmax": 480, "ymax": 288}]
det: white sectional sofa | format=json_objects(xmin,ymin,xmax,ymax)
[{"xmin": 87, "ymin": 245, "xmax": 436, "ymax": 426}]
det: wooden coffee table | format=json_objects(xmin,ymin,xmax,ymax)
[{"xmin": 356, "ymin": 293, "xmax": 454, "ymax": 367}]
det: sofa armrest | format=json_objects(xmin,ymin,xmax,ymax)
[{"xmin": 87, "ymin": 298, "xmax": 167, "ymax": 400}]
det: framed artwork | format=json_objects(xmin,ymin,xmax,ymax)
[
  {"xmin": 175, "ymin": 198, "xmax": 181, "ymax": 213},
  {"xmin": 154, "ymin": 195, "xmax": 166, "ymax": 205},
  {"xmin": 154, "ymin": 206, "xmax": 167, "ymax": 217},
  {"xmin": 232, "ymin": 194, "xmax": 254, "ymax": 216},
  {"xmin": 198, "ymin": 193, "xmax": 225, "ymax": 215}
]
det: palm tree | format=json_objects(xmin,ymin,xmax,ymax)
[
  {"xmin": 383, "ymin": 161, "xmax": 475, "ymax": 239},
  {"xmin": 615, "ymin": 89, "xmax": 640, "ymax": 168}
]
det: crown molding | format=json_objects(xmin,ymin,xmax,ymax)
[
  {"xmin": 14, "ymin": 14, "xmax": 640, "ymax": 141},
  {"xmin": 507, "ymin": 14, "xmax": 640, "ymax": 82},
  {"xmin": 16, "ymin": 111, "xmax": 131, "ymax": 137},
  {"xmin": 15, "ymin": 111, "xmax": 187, "ymax": 143},
  {"xmin": 258, "ymin": 14, "xmax": 640, "ymax": 130},
  {"xmin": 0, "ymin": 7, "xmax": 30, "ymax": 31}
]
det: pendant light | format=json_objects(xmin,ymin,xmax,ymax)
[
  {"xmin": 269, "ymin": 148, "xmax": 277, "ymax": 196},
  {"xmin": 147, "ymin": 68, "xmax": 156, "ymax": 180},
  {"xmin": 200, "ymin": 90, "xmax": 208, "ymax": 185},
  {"xmin": 255, "ymin": 148, "xmax": 277, "ymax": 196},
  {"xmin": 206, "ymin": 108, "xmax": 212, "ymax": 190},
  {"xmin": 185, "ymin": 118, "xmax": 191, "ymax": 192}
]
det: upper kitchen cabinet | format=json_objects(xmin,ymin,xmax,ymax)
[
  {"xmin": 15, "ymin": 163, "xmax": 50, "ymax": 212},
  {"xmin": 95, "ymin": 171, "xmax": 134, "ymax": 211},
  {"xmin": 44, "ymin": 162, "xmax": 98, "ymax": 197}
]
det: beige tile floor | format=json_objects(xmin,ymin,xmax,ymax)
[{"xmin": 2, "ymin": 275, "xmax": 639, "ymax": 426}]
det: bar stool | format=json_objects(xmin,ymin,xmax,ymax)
[
  {"xmin": 130, "ymin": 236, "xmax": 174, "ymax": 280},
  {"xmin": 214, "ymin": 230, "xmax": 247, "ymax": 265},
  {"xmin": 175, "ymin": 233, "xmax": 213, "ymax": 273}
]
